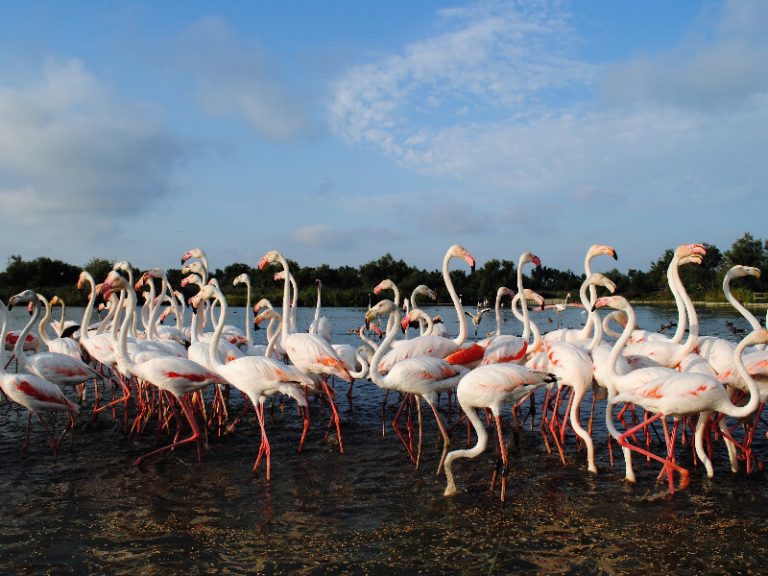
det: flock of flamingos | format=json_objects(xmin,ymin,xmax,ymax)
[{"xmin": 1, "ymin": 244, "xmax": 767, "ymax": 501}]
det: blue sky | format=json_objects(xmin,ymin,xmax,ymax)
[{"xmin": 1, "ymin": 1, "xmax": 766, "ymax": 276}]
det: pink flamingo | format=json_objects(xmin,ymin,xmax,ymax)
[
  {"xmin": 258, "ymin": 249, "xmax": 351, "ymax": 452},
  {"xmin": 0, "ymin": 300, "xmax": 79, "ymax": 459},
  {"xmin": 376, "ymin": 245, "xmax": 476, "ymax": 371},
  {"xmin": 101, "ymin": 271, "xmax": 226, "ymax": 465},
  {"xmin": 443, "ymin": 363, "xmax": 557, "ymax": 501},
  {"xmin": 365, "ymin": 299, "xmax": 468, "ymax": 471},
  {"xmin": 8, "ymin": 290, "xmax": 99, "ymax": 391},
  {"xmin": 192, "ymin": 284, "xmax": 315, "ymax": 480},
  {"xmin": 597, "ymin": 295, "xmax": 768, "ymax": 490}
]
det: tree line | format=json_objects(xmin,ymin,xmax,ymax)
[{"xmin": 1, "ymin": 233, "xmax": 766, "ymax": 309}]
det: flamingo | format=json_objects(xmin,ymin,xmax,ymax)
[
  {"xmin": 0, "ymin": 300, "xmax": 79, "ymax": 459},
  {"xmin": 101, "ymin": 271, "xmax": 226, "ymax": 465},
  {"xmin": 596, "ymin": 295, "xmax": 768, "ymax": 489},
  {"xmin": 376, "ymin": 245, "xmax": 476, "ymax": 372},
  {"xmin": 36, "ymin": 294, "xmax": 82, "ymax": 359},
  {"xmin": 192, "ymin": 284, "xmax": 315, "ymax": 480},
  {"xmin": 365, "ymin": 299, "xmax": 468, "ymax": 472},
  {"xmin": 443, "ymin": 364, "xmax": 557, "ymax": 501},
  {"xmin": 621, "ymin": 244, "xmax": 705, "ymax": 368},
  {"xmin": 7, "ymin": 290, "xmax": 99, "ymax": 392},
  {"xmin": 309, "ymin": 279, "xmax": 332, "ymax": 343},
  {"xmin": 472, "ymin": 252, "xmax": 541, "ymax": 367},
  {"xmin": 543, "ymin": 244, "xmax": 617, "ymax": 343},
  {"xmin": 258, "ymin": 249, "xmax": 351, "ymax": 452},
  {"xmin": 48, "ymin": 295, "xmax": 79, "ymax": 337}
]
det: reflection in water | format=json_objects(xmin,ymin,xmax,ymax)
[{"xmin": 1, "ymin": 305, "xmax": 768, "ymax": 574}]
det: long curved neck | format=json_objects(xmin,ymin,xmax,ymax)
[
  {"xmin": 444, "ymin": 253, "xmax": 468, "ymax": 347},
  {"xmin": 605, "ymin": 303, "xmax": 636, "ymax": 395},
  {"xmin": 516, "ymin": 258, "xmax": 531, "ymax": 342},
  {"xmin": 587, "ymin": 302, "xmax": 602, "ymax": 353},
  {"xmin": 80, "ymin": 272, "xmax": 96, "ymax": 341},
  {"xmin": 494, "ymin": 289, "xmax": 507, "ymax": 337},
  {"xmin": 724, "ymin": 272, "xmax": 762, "ymax": 333},
  {"xmin": 671, "ymin": 276, "xmax": 699, "ymax": 365},
  {"xmin": 512, "ymin": 293, "xmax": 541, "ymax": 354},
  {"xmin": 116, "ymin": 285, "xmax": 137, "ymax": 375},
  {"xmin": 728, "ymin": 336, "xmax": 762, "ymax": 418},
  {"xmin": 576, "ymin": 279, "xmax": 593, "ymax": 339},
  {"xmin": 14, "ymin": 296, "xmax": 40, "ymax": 367},
  {"xmin": 208, "ymin": 290, "xmax": 227, "ymax": 371},
  {"xmin": 584, "ymin": 252, "xmax": 597, "ymax": 335},
  {"xmin": 444, "ymin": 403, "xmax": 489, "ymax": 496},
  {"xmin": 668, "ymin": 254, "xmax": 688, "ymax": 344},
  {"xmin": 56, "ymin": 300, "xmax": 67, "ymax": 336},
  {"xmin": 369, "ymin": 307, "xmax": 401, "ymax": 388},
  {"xmin": 277, "ymin": 255, "xmax": 293, "ymax": 342},
  {"xmin": 289, "ymin": 274, "xmax": 298, "ymax": 333},
  {"xmin": 313, "ymin": 282, "xmax": 322, "ymax": 328},
  {"xmin": 37, "ymin": 295, "xmax": 54, "ymax": 346},
  {"xmin": 265, "ymin": 314, "xmax": 283, "ymax": 358},
  {"xmin": 243, "ymin": 279, "xmax": 253, "ymax": 345}
]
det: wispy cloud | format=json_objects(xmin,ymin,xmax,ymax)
[
  {"xmin": 175, "ymin": 17, "xmax": 307, "ymax": 140},
  {"xmin": 0, "ymin": 58, "xmax": 182, "ymax": 241},
  {"xmin": 326, "ymin": 0, "xmax": 768, "ymax": 267}
]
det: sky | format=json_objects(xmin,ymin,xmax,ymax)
[{"xmin": 0, "ymin": 0, "xmax": 766, "ymax": 276}]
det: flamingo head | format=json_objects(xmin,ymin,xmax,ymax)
[
  {"xmin": 233, "ymin": 273, "xmax": 249, "ymax": 287},
  {"xmin": 448, "ymin": 245, "xmax": 476, "ymax": 272},
  {"xmin": 180, "ymin": 273, "xmax": 202, "ymax": 288},
  {"xmin": 7, "ymin": 289, "xmax": 36, "ymax": 310},
  {"xmin": 676, "ymin": 243, "xmax": 706, "ymax": 259},
  {"xmin": 273, "ymin": 271, "xmax": 286, "ymax": 282},
  {"xmin": 592, "ymin": 295, "xmax": 629, "ymax": 312},
  {"xmin": 253, "ymin": 297, "xmax": 272, "ymax": 314},
  {"xmin": 373, "ymin": 279, "xmax": 393, "ymax": 296},
  {"xmin": 258, "ymin": 250, "xmax": 281, "ymax": 271},
  {"xmin": 113, "ymin": 261, "xmax": 132, "ymax": 274},
  {"xmin": 585, "ymin": 273, "xmax": 616, "ymax": 294},
  {"xmin": 99, "ymin": 271, "xmax": 127, "ymax": 301},
  {"xmin": 365, "ymin": 299, "xmax": 396, "ymax": 328},
  {"xmin": 50, "ymin": 295, "xmax": 62, "ymax": 306},
  {"xmin": 189, "ymin": 284, "xmax": 217, "ymax": 310},
  {"xmin": 181, "ymin": 248, "xmax": 205, "ymax": 265},
  {"xmin": 181, "ymin": 261, "xmax": 206, "ymax": 277},
  {"xmin": 727, "ymin": 265, "xmax": 761, "ymax": 281},
  {"xmin": 76, "ymin": 271, "xmax": 92, "ymax": 290},
  {"xmin": 589, "ymin": 244, "xmax": 618, "ymax": 261},
  {"xmin": 315, "ymin": 278, "xmax": 322, "ymax": 287}
]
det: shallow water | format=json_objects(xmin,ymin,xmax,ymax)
[{"xmin": 2, "ymin": 304, "xmax": 768, "ymax": 575}]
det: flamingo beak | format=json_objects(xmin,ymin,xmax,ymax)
[
  {"xmin": 611, "ymin": 249, "xmax": 618, "ymax": 260},
  {"xmin": 532, "ymin": 255, "xmax": 542, "ymax": 267},
  {"xmin": 257, "ymin": 256, "xmax": 269, "ymax": 271}
]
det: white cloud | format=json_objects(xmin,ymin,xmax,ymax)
[
  {"xmin": 175, "ymin": 17, "xmax": 307, "ymax": 140},
  {"xmin": 326, "ymin": 0, "xmax": 768, "ymax": 237},
  {"xmin": 0, "ymin": 58, "xmax": 182, "ymax": 231}
]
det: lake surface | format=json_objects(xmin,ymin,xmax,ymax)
[{"xmin": 2, "ymin": 304, "xmax": 767, "ymax": 575}]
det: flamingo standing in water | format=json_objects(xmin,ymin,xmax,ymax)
[
  {"xmin": 0, "ymin": 300, "xmax": 79, "ymax": 459},
  {"xmin": 377, "ymin": 245, "xmax": 476, "ymax": 371},
  {"xmin": 8, "ymin": 290, "xmax": 98, "ymax": 393},
  {"xmin": 596, "ymin": 295, "xmax": 768, "ymax": 490},
  {"xmin": 191, "ymin": 284, "xmax": 315, "ymax": 480},
  {"xmin": 101, "ymin": 271, "xmax": 226, "ymax": 465},
  {"xmin": 365, "ymin": 299, "xmax": 468, "ymax": 472},
  {"xmin": 258, "ymin": 249, "xmax": 351, "ymax": 453},
  {"xmin": 444, "ymin": 363, "xmax": 557, "ymax": 501}
]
